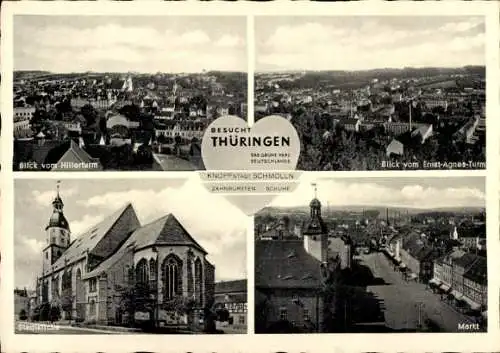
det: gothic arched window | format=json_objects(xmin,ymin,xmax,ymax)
[
  {"xmin": 194, "ymin": 258, "xmax": 203, "ymax": 305},
  {"xmin": 135, "ymin": 258, "xmax": 149, "ymax": 285},
  {"xmin": 162, "ymin": 254, "xmax": 183, "ymax": 301},
  {"xmin": 186, "ymin": 257, "xmax": 193, "ymax": 298},
  {"xmin": 149, "ymin": 258, "xmax": 157, "ymax": 285}
]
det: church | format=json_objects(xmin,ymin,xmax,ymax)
[{"xmin": 35, "ymin": 184, "xmax": 215, "ymax": 327}]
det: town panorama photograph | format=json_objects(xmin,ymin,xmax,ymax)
[
  {"xmin": 14, "ymin": 179, "xmax": 248, "ymax": 334},
  {"xmin": 13, "ymin": 15, "xmax": 248, "ymax": 171},
  {"xmin": 255, "ymin": 16, "xmax": 486, "ymax": 171}
]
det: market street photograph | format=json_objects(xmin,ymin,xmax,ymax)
[{"xmin": 255, "ymin": 176, "xmax": 487, "ymax": 333}]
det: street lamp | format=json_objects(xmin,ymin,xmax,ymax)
[{"xmin": 415, "ymin": 302, "xmax": 424, "ymax": 330}]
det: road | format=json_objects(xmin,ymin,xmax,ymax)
[{"xmin": 356, "ymin": 252, "xmax": 479, "ymax": 332}]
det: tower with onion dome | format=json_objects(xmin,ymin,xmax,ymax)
[
  {"xmin": 303, "ymin": 183, "xmax": 328, "ymax": 264},
  {"xmin": 42, "ymin": 181, "xmax": 71, "ymax": 272}
]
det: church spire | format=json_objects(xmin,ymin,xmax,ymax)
[
  {"xmin": 309, "ymin": 183, "xmax": 321, "ymax": 218},
  {"xmin": 305, "ymin": 183, "xmax": 326, "ymax": 235},
  {"xmin": 47, "ymin": 181, "xmax": 69, "ymax": 230},
  {"xmin": 52, "ymin": 180, "xmax": 64, "ymax": 212},
  {"xmin": 303, "ymin": 183, "xmax": 328, "ymax": 263}
]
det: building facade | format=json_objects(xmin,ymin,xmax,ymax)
[
  {"xmin": 14, "ymin": 106, "xmax": 35, "ymax": 138},
  {"xmin": 214, "ymin": 280, "xmax": 247, "ymax": 331},
  {"xmin": 255, "ymin": 194, "xmax": 342, "ymax": 333}
]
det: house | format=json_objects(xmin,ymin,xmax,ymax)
[
  {"xmin": 454, "ymin": 223, "xmax": 486, "ymax": 251},
  {"xmin": 14, "ymin": 290, "xmax": 30, "ymax": 320},
  {"xmin": 15, "ymin": 139, "xmax": 102, "ymax": 171},
  {"xmin": 387, "ymin": 232, "xmax": 403, "ymax": 262},
  {"xmin": 411, "ymin": 124, "xmax": 433, "ymax": 143},
  {"xmin": 255, "ymin": 195, "xmax": 342, "ymax": 333},
  {"xmin": 400, "ymin": 235, "xmax": 439, "ymax": 282},
  {"xmin": 214, "ymin": 280, "xmax": 247, "ymax": 330},
  {"xmin": 258, "ymin": 216, "xmax": 298, "ymax": 241},
  {"xmin": 386, "ymin": 139, "xmax": 404, "ymax": 157},
  {"xmin": 14, "ymin": 106, "xmax": 35, "ymax": 138},
  {"xmin": 255, "ymin": 240, "xmax": 326, "ymax": 333},
  {"xmin": 451, "ymin": 253, "xmax": 481, "ymax": 302},
  {"xmin": 328, "ymin": 235, "xmax": 353, "ymax": 270},
  {"xmin": 432, "ymin": 249, "xmax": 466, "ymax": 292},
  {"xmin": 462, "ymin": 256, "xmax": 487, "ymax": 310},
  {"xmin": 338, "ymin": 118, "xmax": 360, "ymax": 132}
]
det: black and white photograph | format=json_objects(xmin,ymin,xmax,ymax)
[
  {"xmin": 255, "ymin": 16, "xmax": 486, "ymax": 171},
  {"xmin": 13, "ymin": 16, "xmax": 248, "ymax": 171},
  {"xmin": 14, "ymin": 179, "xmax": 247, "ymax": 334},
  {"xmin": 255, "ymin": 177, "xmax": 487, "ymax": 333}
]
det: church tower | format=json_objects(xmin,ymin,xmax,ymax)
[
  {"xmin": 303, "ymin": 183, "xmax": 328, "ymax": 263},
  {"xmin": 42, "ymin": 181, "xmax": 70, "ymax": 271}
]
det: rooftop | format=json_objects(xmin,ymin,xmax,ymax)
[{"xmin": 255, "ymin": 240, "xmax": 322, "ymax": 289}]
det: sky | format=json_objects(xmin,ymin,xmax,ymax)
[
  {"xmin": 256, "ymin": 16, "xmax": 485, "ymax": 71},
  {"xmin": 269, "ymin": 176, "xmax": 486, "ymax": 209},
  {"xmin": 14, "ymin": 178, "xmax": 248, "ymax": 289},
  {"xmin": 14, "ymin": 16, "xmax": 247, "ymax": 73}
]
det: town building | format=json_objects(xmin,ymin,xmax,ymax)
[
  {"xmin": 337, "ymin": 118, "xmax": 361, "ymax": 132},
  {"xmin": 255, "ymin": 191, "xmax": 342, "ymax": 333},
  {"xmin": 155, "ymin": 121, "xmax": 205, "ymax": 142},
  {"xmin": 328, "ymin": 236, "xmax": 353, "ymax": 270},
  {"xmin": 411, "ymin": 124, "xmax": 433, "ymax": 143},
  {"xmin": 214, "ymin": 280, "xmax": 247, "ymax": 331},
  {"xmin": 399, "ymin": 234, "xmax": 439, "ymax": 282},
  {"xmin": 14, "ymin": 106, "xmax": 35, "ymax": 138},
  {"xmin": 431, "ymin": 250, "xmax": 486, "ymax": 313},
  {"xmin": 35, "ymin": 185, "xmax": 215, "ymax": 327},
  {"xmin": 462, "ymin": 256, "xmax": 487, "ymax": 309},
  {"xmin": 386, "ymin": 139, "xmax": 404, "ymax": 157}
]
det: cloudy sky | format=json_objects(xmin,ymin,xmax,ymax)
[
  {"xmin": 14, "ymin": 16, "xmax": 247, "ymax": 73},
  {"xmin": 256, "ymin": 16, "xmax": 485, "ymax": 71},
  {"xmin": 270, "ymin": 176, "xmax": 485, "ymax": 209},
  {"xmin": 14, "ymin": 178, "xmax": 248, "ymax": 289}
]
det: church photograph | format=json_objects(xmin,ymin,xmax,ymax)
[
  {"xmin": 254, "ymin": 176, "xmax": 486, "ymax": 333},
  {"xmin": 13, "ymin": 178, "xmax": 248, "ymax": 334}
]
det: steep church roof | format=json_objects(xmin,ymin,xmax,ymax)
[
  {"xmin": 83, "ymin": 213, "xmax": 207, "ymax": 279},
  {"xmin": 133, "ymin": 214, "xmax": 207, "ymax": 253},
  {"xmin": 48, "ymin": 203, "xmax": 139, "ymax": 274}
]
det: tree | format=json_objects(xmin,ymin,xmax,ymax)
[
  {"xmin": 203, "ymin": 298, "xmax": 217, "ymax": 333},
  {"xmin": 157, "ymin": 134, "xmax": 167, "ymax": 144},
  {"xmin": 119, "ymin": 104, "xmax": 141, "ymax": 120},
  {"xmin": 117, "ymin": 282, "xmax": 156, "ymax": 328},
  {"xmin": 162, "ymin": 296, "xmax": 196, "ymax": 315},
  {"xmin": 19, "ymin": 309, "xmax": 27, "ymax": 320},
  {"xmin": 49, "ymin": 305, "xmax": 61, "ymax": 322},
  {"xmin": 39, "ymin": 303, "xmax": 51, "ymax": 321},
  {"xmin": 215, "ymin": 307, "xmax": 230, "ymax": 322},
  {"xmin": 81, "ymin": 104, "xmax": 98, "ymax": 127},
  {"xmin": 60, "ymin": 293, "xmax": 74, "ymax": 318},
  {"xmin": 255, "ymin": 293, "xmax": 271, "ymax": 333}
]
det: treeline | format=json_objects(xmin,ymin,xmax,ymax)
[{"xmin": 270, "ymin": 67, "xmax": 485, "ymax": 91}]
